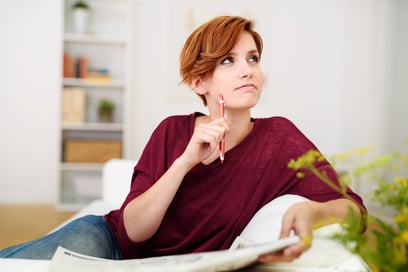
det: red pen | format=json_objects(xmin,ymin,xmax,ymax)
[{"xmin": 219, "ymin": 95, "xmax": 225, "ymax": 163}]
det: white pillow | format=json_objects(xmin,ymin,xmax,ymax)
[
  {"xmin": 233, "ymin": 194, "xmax": 362, "ymax": 269},
  {"xmin": 240, "ymin": 194, "xmax": 308, "ymax": 243}
]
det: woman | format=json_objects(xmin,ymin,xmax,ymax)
[{"xmin": 0, "ymin": 15, "xmax": 366, "ymax": 263}]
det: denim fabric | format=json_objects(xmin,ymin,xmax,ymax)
[{"xmin": 0, "ymin": 215, "xmax": 122, "ymax": 260}]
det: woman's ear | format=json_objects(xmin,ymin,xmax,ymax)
[{"xmin": 191, "ymin": 78, "xmax": 207, "ymax": 95}]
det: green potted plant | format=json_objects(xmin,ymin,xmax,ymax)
[
  {"xmin": 98, "ymin": 99, "xmax": 115, "ymax": 122},
  {"xmin": 71, "ymin": 1, "xmax": 91, "ymax": 34},
  {"xmin": 72, "ymin": 1, "xmax": 89, "ymax": 9}
]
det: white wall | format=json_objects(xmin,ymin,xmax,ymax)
[
  {"xmin": 0, "ymin": 0, "xmax": 62, "ymax": 203},
  {"xmin": 0, "ymin": 0, "xmax": 406, "ymax": 203},
  {"xmin": 128, "ymin": 0, "xmax": 396, "ymax": 158},
  {"xmin": 386, "ymin": 0, "xmax": 408, "ymax": 152}
]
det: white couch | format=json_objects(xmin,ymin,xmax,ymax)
[{"xmin": 0, "ymin": 159, "xmax": 370, "ymax": 271}]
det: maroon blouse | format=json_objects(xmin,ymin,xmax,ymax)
[{"xmin": 104, "ymin": 113, "xmax": 365, "ymax": 259}]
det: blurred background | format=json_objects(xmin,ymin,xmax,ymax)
[{"xmin": 0, "ymin": 0, "xmax": 407, "ymax": 209}]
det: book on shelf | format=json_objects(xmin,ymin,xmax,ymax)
[
  {"xmin": 84, "ymin": 68, "xmax": 112, "ymax": 83},
  {"xmin": 79, "ymin": 56, "xmax": 88, "ymax": 78},
  {"xmin": 63, "ymin": 52, "xmax": 111, "ymax": 82},
  {"xmin": 63, "ymin": 52, "xmax": 76, "ymax": 78},
  {"xmin": 63, "ymin": 52, "xmax": 89, "ymax": 79},
  {"xmin": 62, "ymin": 87, "xmax": 86, "ymax": 123}
]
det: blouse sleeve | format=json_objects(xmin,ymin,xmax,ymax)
[
  {"xmin": 271, "ymin": 117, "xmax": 366, "ymax": 212},
  {"xmin": 109, "ymin": 117, "xmax": 174, "ymax": 258},
  {"xmin": 107, "ymin": 115, "xmax": 192, "ymax": 258}
]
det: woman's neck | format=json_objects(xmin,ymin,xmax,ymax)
[{"xmin": 224, "ymin": 110, "xmax": 253, "ymax": 151}]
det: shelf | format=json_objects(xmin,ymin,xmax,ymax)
[
  {"xmin": 63, "ymin": 77, "xmax": 125, "ymax": 88},
  {"xmin": 64, "ymin": 33, "xmax": 127, "ymax": 45},
  {"xmin": 59, "ymin": 0, "xmax": 132, "ymax": 210},
  {"xmin": 62, "ymin": 122, "xmax": 123, "ymax": 131},
  {"xmin": 61, "ymin": 162, "xmax": 104, "ymax": 171}
]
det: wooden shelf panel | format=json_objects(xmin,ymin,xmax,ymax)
[
  {"xmin": 62, "ymin": 122, "xmax": 123, "ymax": 131},
  {"xmin": 63, "ymin": 78, "xmax": 125, "ymax": 88},
  {"xmin": 64, "ymin": 33, "xmax": 127, "ymax": 44}
]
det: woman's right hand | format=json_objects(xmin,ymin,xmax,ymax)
[{"xmin": 179, "ymin": 117, "xmax": 229, "ymax": 167}]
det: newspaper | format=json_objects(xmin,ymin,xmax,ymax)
[{"xmin": 48, "ymin": 236, "xmax": 300, "ymax": 272}]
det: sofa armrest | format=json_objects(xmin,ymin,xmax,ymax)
[{"xmin": 102, "ymin": 159, "xmax": 136, "ymax": 208}]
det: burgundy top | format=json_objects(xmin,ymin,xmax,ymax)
[{"xmin": 104, "ymin": 113, "xmax": 365, "ymax": 259}]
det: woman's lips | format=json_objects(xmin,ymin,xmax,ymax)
[{"xmin": 235, "ymin": 83, "xmax": 257, "ymax": 92}]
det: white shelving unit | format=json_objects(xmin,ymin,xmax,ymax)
[{"xmin": 58, "ymin": 0, "xmax": 132, "ymax": 210}]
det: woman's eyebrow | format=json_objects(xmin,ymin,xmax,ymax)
[
  {"xmin": 248, "ymin": 49, "xmax": 259, "ymax": 55},
  {"xmin": 228, "ymin": 49, "xmax": 259, "ymax": 56}
]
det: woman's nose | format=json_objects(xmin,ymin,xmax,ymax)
[{"xmin": 239, "ymin": 61, "xmax": 253, "ymax": 79}]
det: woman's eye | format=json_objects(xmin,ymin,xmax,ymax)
[
  {"xmin": 249, "ymin": 55, "xmax": 259, "ymax": 63},
  {"xmin": 221, "ymin": 56, "xmax": 233, "ymax": 64}
]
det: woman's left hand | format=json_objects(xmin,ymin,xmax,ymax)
[{"xmin": 258, "ymin": 201, "xmax": 317, "ymax": 263}]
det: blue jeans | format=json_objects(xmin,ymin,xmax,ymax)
[{"xmin": 0, "ymin": 215, "xmax": 122, "ymax": 260}]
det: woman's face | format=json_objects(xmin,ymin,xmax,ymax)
[{"xmin": 202, "ymin": 31, "xmax": 264, "ymax": 111}]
